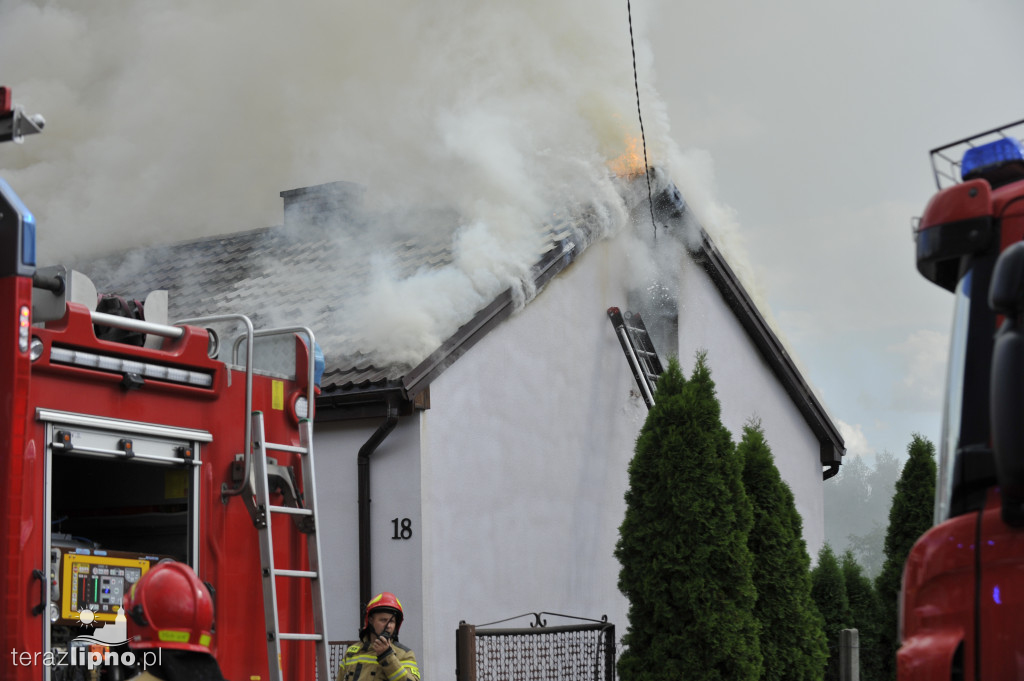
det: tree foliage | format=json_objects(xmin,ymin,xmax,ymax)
[
  {"xmin": 739, "ymin": 422, "xmax": 827, "ymax": 681},
  {"xmin": 875, "ymin": 435, "xmax": 937, "ymax": 680},
  {"xmin": 616, "ymin": 354, "xmax": 761, "ymax": 681},
  {"xmin": 840, "ymin": 550, "xmax": 883, "ymax": 681},
  {"xmin": 810, "ymin": 543, "xmax": 850, "ymax": 681}
]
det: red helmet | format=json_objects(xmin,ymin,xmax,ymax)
[
  {"xmin": 362, "ymin": 592, "xmax": 404, "ymax": 634},
  {"xmin": 124, "ymin": 561, "xmax": 215, "ymax": 654}
]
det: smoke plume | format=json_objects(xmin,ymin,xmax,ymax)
[
  {"xmin": 3, "ymin": 2, "xmax": 657, "ymax": 249},
  {"xmin": 1, "ymin": 0, "xmax": 759, "ymax": 368}
]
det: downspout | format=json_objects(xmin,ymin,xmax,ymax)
[{"xmin": 358, "ymin": 397, "xmax": 400, "ymax": 613}]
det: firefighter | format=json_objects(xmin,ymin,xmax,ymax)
[
  {"xmin": 122, "ymin": 560, "xmax": 228, "ymax": 681},
  {"xmin": 339, "ymin": 592, "xmax": 420, "ymax": 681}
]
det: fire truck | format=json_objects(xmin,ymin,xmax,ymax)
[
  {"xmin": 900, "ymin": 119, "xmax": 1024, "ymax": 680},
  {"xmin": 2, "ymin": 88, "xmax": 328, "ymax": 681}
]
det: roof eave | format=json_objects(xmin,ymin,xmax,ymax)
[
  {"xmin": 692, "ymin": 227, "xmax": 846, "ymax": 473},
  {"xmin": 315, "ymin": 384, "xmax": 411, "ymax": 421},
  {"xmin": 402, "ymin": 240, "xmax": 577, "ymax": 398},
  {"xmin": 313, "ymin": 238, "xmax": 577, "ymax": 415}
]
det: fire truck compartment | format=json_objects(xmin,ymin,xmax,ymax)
[
  {"xmin": 41, "ymin": 410, "xmax": 208, "ymax": 572},
  {"xmin": 50, "ymin": 455, "xmax": 190, "ymax": 557}
]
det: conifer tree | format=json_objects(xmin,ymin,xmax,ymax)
[
  {"xmin": 875, "ymin": 435, "xmax": 937, "ymax": 680},
  {"xmin": 810, "ymin": 543, "xmax": 850, "ymax": 681},
  {"xmin": 616, "ymin": 353, "xmax": 761, "ymax": 681},
  {"xmin": 739, "ymin": 422, "xmax": 827, "ymax": 681},
  {"xmin": 840, "ymin": 550, "xmax": 882, "ymax": 681}
]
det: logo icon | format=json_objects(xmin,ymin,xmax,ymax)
[{"xmin": 72, "ymin": 606, "xmax": 130, "ymax": 647}]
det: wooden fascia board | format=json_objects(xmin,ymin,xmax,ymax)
[{"xmin": 693, "ymin": 228, "xmax": 845, "ymax": 467}]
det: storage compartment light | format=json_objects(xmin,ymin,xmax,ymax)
[{"xmin": 49, "ymin": 346, "xmax": 213, "ymax": 387}]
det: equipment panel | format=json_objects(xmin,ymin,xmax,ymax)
[{"xmin": 53, "ymin": 549, "xmax": 175, "ymax": 626}]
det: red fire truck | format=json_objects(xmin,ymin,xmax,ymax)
[
  {"xmin": 2, "ymin": 89, "xmax": 328, "ymax": 681},
  {"xmin": 900, "ymin": 119, "xmax": 1024, "ymax": 680}
]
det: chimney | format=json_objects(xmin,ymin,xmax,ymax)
[{"xmin": 280, "ymin": 181, "xmax": 364, "ymax": 228}]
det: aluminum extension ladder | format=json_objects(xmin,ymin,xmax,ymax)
[
  {"xmin": 251, "ymin": 412, "xmax": 330, "ymax": 681},
  {"xmin": 607, "ymin": 307, "xmax": 664, "ymax": 409}
]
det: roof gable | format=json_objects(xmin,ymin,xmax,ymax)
[{"xmin": 74, "ymin": 176, "xmax": 842, "ymax": 467}]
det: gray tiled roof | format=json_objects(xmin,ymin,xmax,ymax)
[{"xmin": 76, "ymin": 182, "xmax": 569, "ymax": 394}]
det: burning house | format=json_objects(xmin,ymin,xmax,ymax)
[{"xmin": 79, "ymin": 170, "xmax": 843, "ymax": 678}]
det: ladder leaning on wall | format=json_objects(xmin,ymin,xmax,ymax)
[{"xmin": 607, "ymin": 307, "xmax": 664, "ymax": 410}]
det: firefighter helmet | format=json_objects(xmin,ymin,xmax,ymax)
[
  {"xmin": 362, "ymin": 592, "xmax": 404, "ymax": 635},
  {"xmin": 124, "ymin": 561, "xmax": 215, "ymax": 654}
]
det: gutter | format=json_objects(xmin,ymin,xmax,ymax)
[{"xmin": 356, "ymin": 397, "xmax": 400, "ymax": 613}]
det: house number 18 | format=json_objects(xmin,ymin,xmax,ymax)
[{"xmin": 391, "ymin": 517, "xmax": 413, "ymax": 540}]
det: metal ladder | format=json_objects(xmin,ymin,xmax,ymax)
[
  {"xmin": 172, "ymin": 317, "xmax": 329, "ymax": 680},
  {"xmin": 251, "ymin": 411, "xmax": 330, "ymax": 681},
  {"xmin": 607, "ymin": 307, "xmax": 664, "ymax": 409}
]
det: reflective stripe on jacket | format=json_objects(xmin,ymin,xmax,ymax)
[{"xmin": 339, "ymin": 639, "xmax": 420, "ymax": 681}]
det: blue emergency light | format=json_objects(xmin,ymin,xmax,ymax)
[
  {"xmin": 961, "ymin": 137, "xmax": 1024, "ymax": 181},
  {"xmin": 0, "ymin": 177, "xmax": 36, "ymax": 278}
]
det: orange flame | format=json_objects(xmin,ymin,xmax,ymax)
[{"xmin": 607, "ymin": 136, "xmax": 647, "ymax": 178}]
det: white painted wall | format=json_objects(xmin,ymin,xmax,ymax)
[
  {"xmin": 674, "ymin": 261, "xmax": 826, "ymax": 555},
  {"xmin": 413, "ymin": 232, "xmax": 827, "ymax": 679},
  {"xmin": 315, "ymin": 418, "xmax": 425, "ymax": 659},
  {"xmin": 418, "ymin": 237, "xmax": 645, "ymax": 679},
  {"xmin": 314, "ymin": 231, "xmax": 828, "ymax": 679}
]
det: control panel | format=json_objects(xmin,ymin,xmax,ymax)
[{"xmin": 55, "ymin": 550, "xmax": 171, "ymax": 625}]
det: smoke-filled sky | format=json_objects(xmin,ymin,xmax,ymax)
[
  {"xmin": 0, "ymin": 0, "xmax": 675, "ymax": 257},
  {"xmin": 4, "ymin": 0, "xmax": 1024, "ymax": 464},
  {"xmin": 0, "ymin": 0, "xmax": 681, "ymax": 367},
  {"xmin": 639, "ymin": 0, "xmax": 1024, "ymax": 463}
]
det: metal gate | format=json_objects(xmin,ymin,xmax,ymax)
[{"xmin": 456, "ymin": 613, "xmax": 615, "ymax": 681}]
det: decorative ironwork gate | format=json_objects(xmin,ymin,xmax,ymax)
[{"xmin": 456, "ymin": 613, "xmax": 615, "ymax": 681}]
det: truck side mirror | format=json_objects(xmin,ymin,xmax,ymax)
[{"xmin": 989, "ymin": 240, "xmax": 1024, "ymax": 526}]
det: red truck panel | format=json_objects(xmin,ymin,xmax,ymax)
[
  {"xmin": 898, "ymin": 509, "xmax": 976, "ymax": 680},
  {"xmin": 976, "ymin": 490, "xmax": 1024, "ymax": 680},
  {"xmin": 5, "ymin": 300, "xmax": 317, "ymax": 681},
  {"xmin": 900, "ymin": 489, "xmax": 1024, "ymax": 681}
]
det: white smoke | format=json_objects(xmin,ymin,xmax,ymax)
[
  {"xmin": 1, "ymin": 1, "xmax": 653, "ymax": 251},
  {"xmin": 1, "ymin": 0, "xmax": 761, "ymax": 369}
]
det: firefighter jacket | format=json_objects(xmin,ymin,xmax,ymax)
[
  {"xmin": 339, "ymin": 637, "xmax": 420, "ymax": 681},
  {"xmin": 129, "ymin": 673, "xmax": 161, "ymax": 681}
]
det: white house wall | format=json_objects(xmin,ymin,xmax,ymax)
[
  {"xmin": 315, "ymin": 417, "xmax": 425, "ymax": 657},
  {"xmin": 313, "ymin": 233, "xmax": 828, "ymax": 680},
  {"xmin": 418, "ymin": 237, "xmax": 646, "ymax": 679},
  {"xmin": 415, "ymin": 233, "xmax": 827, "ymax": 679},
  {"xmin": 674, "ymin": 260, "xmax": 826, "ymax": 555}
]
